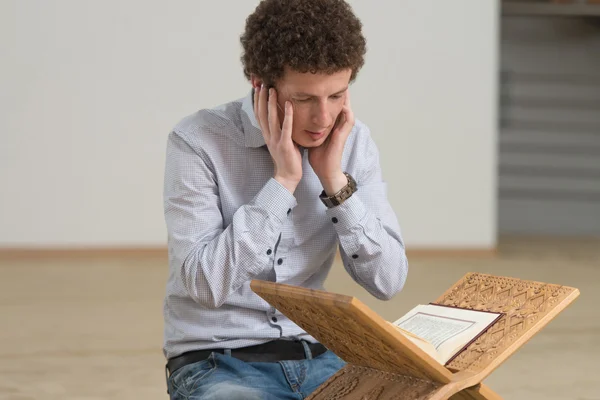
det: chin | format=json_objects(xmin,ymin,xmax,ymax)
[
  {"xmin": 297, "ymin": 140, "xmax": 324, "ymax": 148},
  {"xmin": 293, "ymin": 131, "xmax": 330, "ymax": 148}
]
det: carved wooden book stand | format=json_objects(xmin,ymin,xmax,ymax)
[{"xmin": 250, "ymin": 272, "xmax": 579, "ymax": 400}]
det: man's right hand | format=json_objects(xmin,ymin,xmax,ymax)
[{"xmin": 254, "ymin": 85, "xmax": 303, "ymax": 194}]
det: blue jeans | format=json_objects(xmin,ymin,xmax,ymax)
[{"xmin": 167, "ymin": 350, "xmax": 345, "ymax": 399}]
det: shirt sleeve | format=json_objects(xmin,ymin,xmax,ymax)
[
  {"xmin": 326, "ymin": 128, "xmax": 408, "ymax": 300},
  {"xmin": 163, "ymin": 131, "xmax": 297, "ymax": 308}
]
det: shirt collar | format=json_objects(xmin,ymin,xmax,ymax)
[{"xmin": 241, "ymin": 89, "xmax": 266, "ymax": 148}]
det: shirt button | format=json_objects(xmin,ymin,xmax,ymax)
[
  {"xmin": 352, "ymin": 254, "xmax": 359, "ymax": 259},
  {"xmin": 287, "ymin": 209, "xmax": 291, "ymax": 215},
  {"xmin": 267, "ymin": 249, "xmax": 272, "ymax": 255},
  {"xmin": 271, "ymin": 317, "xmax": 278, "ymax": 323},
  {"xmin": 331, "ymin": 217, "xmax": 338, "ymax": 223},
  {"xmin": 277, "ymin": 258, "xmax": 283, "ymax": 265}
]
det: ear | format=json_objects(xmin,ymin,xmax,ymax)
[{"xmin": 250, "ymin": 74, "xmax": 264, "ymax": 89}]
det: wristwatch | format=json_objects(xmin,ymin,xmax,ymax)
[{"xmin": 319, "ymin": 172, "xmax": 357, "ymax": 208}]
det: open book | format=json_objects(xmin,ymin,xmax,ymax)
[{"xmin": 389, "ymin": 304, "xmax": 503, "ymax": 365}]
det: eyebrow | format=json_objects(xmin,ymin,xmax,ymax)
[{"xmin": 293, "ymin": 87, "xmax": 348, "ymax": 97}]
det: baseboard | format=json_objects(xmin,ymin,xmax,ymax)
[
  {"xmin": 405, "ymin": 247, "xmax": 497, "ymax": 258},
  {"xmin": 0, "ymin": 246, "xmax": 496, "ymax": 260},
  {"xmin": 333, "ymin": 247, "xmax": 497, "ymax": 263},
  {"xmin": 0, "ymin": 246, "xmax": 168, "ymax": 260}
]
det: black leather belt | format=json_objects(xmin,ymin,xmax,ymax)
[{"xmin": 166, "ymin": 340, "xmax": 327, "ymax": 376}]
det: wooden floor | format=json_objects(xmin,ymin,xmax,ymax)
[{"xmin": 0, "ymin": 236, "xmax": 598, "ymax": 400}]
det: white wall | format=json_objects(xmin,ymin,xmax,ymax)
[
  {"xmin": 0, "ymin": 0, "xmax": 498, "ymax": 249},
  {"xmin": 350, "ymin": 1, "xmax": 499, "ymax": 248}
]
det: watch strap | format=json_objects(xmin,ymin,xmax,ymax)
[{"xmin": 319, "ymin": 172, "xmax": 357, "ymax": 208}]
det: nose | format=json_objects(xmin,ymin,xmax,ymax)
[{"xmin": 311, "ymin": 100, "xmax": 332, "ymax": 128}]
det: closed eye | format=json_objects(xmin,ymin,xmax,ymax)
[{"xmin": 293, "ymin": 94, "xmax": 344, "ymax": 102}]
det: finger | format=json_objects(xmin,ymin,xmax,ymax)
[
  {"xmin": 340, "ymin": 88, "xmax": 354, "ymax": 122},
  {"xmin": 253, "ymin": 87, "xmax": 259, "ymax": 124},
  {"xmin": 344, "ymin": 89, "xmax": 352, "ymax": 109},
  {"xmin": 257, "ymin": 85, "xmax": 270, "ymax": 141},
  {"xmin": 341, "ymin": 103, "xmax": 355, "ymax": 130},
  {"xmin": 329, "ymin": 105, "xmax": 354, "ymax": 149},
  {"xmin": 267, "ymin": 88, "xmax": 281, "ymax": 139},
  {"xmin": 281, "ymin": 101, "xmax": 294, "ymax": 141},
  {"xmin": 333, "ymin": 109, "xmax": 345, "ymax": 132},
  {"xmin": 336, "ymin": 91, "xmax": 354, "ymax": 130}
]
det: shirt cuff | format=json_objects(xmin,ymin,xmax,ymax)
[
  {"xmin": 325, "ymin": 194, "xmax": 366, "ymax": 232},
  {"xmin": 251, "ymin": 178, "xmax": 298, "ymax": 222}
]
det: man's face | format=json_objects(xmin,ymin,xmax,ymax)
[{"xmin": 273, "ymin": 68, "xmax": 352, "ymax": 148}]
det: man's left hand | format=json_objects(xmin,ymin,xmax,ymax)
[{"xmin": 308, "ymin": 90, "xmax": 355, "ymax": 196}]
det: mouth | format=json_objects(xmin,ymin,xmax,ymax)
[{"xmin": 305, "ymin": 130, "xmax": 327, "ymax": 140}]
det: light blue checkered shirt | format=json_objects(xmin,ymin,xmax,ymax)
[{"xmin": 162, "ymin": 90, "xmax": 408, "ymax": 359}]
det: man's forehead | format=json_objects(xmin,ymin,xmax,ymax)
[
  {"xmin": 292, "ymin": 86, "xmax": 348, "ymax": 97},
  {"xmin": 280, "ymin": 68, "xmax": 351, "ymax": 96}
]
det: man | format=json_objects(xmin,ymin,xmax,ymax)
[{"xmin": 162, "ymin": 0, "xmax": 408, "ymax": 398}]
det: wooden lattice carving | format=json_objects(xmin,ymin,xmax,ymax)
[
  {"xmin": 307, "ymin": 365, "xmax": 443, "ymax": 400},
  {"xmin": 435, "ymin": 273, "xmax": 578, "ymax": 373}
]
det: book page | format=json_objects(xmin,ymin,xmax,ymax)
[
  {"xmin": 392, "ymin": 304, "xmax": 502, "ymax": 364},
  {"xmin": 397, "ymin": 312, "xmax": 474, "ymax": 349},
  {"xmin": 387, "ymin": 322, "xmax": 439, "ymax": 361}
]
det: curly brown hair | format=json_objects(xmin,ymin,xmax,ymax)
[{"xmin": 240, "ymin": 0, "xmax": 366, "ymax": 85}]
